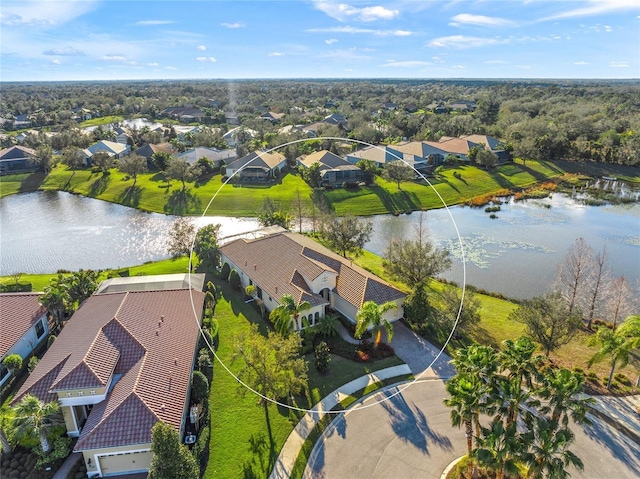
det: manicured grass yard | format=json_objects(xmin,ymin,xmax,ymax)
[
  {"xmin": 40, "ymin": 166, "xmax": 314, "ymax": 216},
  {"xmin": 77, "ymin": 115, "xmax": 125, "ymax": 127},
  {"xmin": 205, "ymin": 278, "xmax": 405, "ymax": 479}
]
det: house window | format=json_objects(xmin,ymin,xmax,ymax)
[
  {"xmin": 35, "ymin": 319, "xmax": 45, "ymax": 339},
  {"xmin": 90, "ymin": 390, "xmax": 96, "ymax": 395},
  {"xmin": 66, "ymin": 392, "xmax": 72, "ymax": 397},
  {"xmin": 78, "ymin": 391, "xmax": 84, "ymax": 396},
  {"xmin": 0, "ymin": 365, "xmax": 8, "ymax": 382}
]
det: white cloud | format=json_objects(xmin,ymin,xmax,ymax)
[
  {"xmin": 0, "ymin": 0, "xmax": 98, "ymax": 27},
  {"xmin": 221, "ymin": 22, "xmax": 245, "ymax": 28},
  {"xmin": 428, "ymin": 35, "xmax": 510, "ymax": 49},
  {"xmin": 135, "ymin": 20, "xmax": 175, "ymax": 26},
  {"xmin": 100, "ymin": 54, "xmax": 127, "ymax": 62},
  {"xmin": 610, "ymin": 61, "xmax": 629, "ymax": 67},
  {"xmin": 381, "ymin": 60, "xmax": 431, "ymax": 68},
  {"xmin": 452, "ymin": 65, "xmax": 465, "ymax": 69},
  {"xmin": 50, "ymin": 59, "xmax": 62, "ymax": 65},
  {"xmin": 604, "ymin": 25, "xmax": 612, "ymax": 32},
  {"xmin": 313, "ymin": 1, "xmax": 399, "ymax": 22},
  {"xmin": 432, "ymin": 56, "xmax": 446, "ymax": 63},
  {"xmin": 269, "ymin": 52, "xmax": 285, "ymax": 57},
  {"xmin": 325, "ymin": 38, "xmax": 339, "ymax": 44},
  {"xmin": 306, "ymin": 26, "xmax": 412, "ymax": 36},
  {"xmin": 574, "ymin": 61, "xmax": 589, "ymax": 65},
  {"xmin": 196, "ymin": 57, "xmax": 217, "ymax": 63},
  {"xmin": 319, "ymin": 47, "xmax": 373, "ymax": 60},
  {"xmin": 146, "ymin": 62, "xmax": 159, "ymax": 67},
  {"xmin": 43, "ymin": 46, "xmax": 85, "ymax": 56},
  {"xmin": 164, "ymin": 66, "xmax": 177, "ymax": 70},
  {"xmin": 484, "ymin": 60, "xmax": 508, "ymax": 64},
  {"xmin": 198, "ymin": 45, "xmax": 207, "ymax": 51},
  {"xmin": 449, "ymin": 14, "xmax": 517, "ymax": 28},
  {"xmin": 540, "ymin": 0, "xmax": 639, "ymax": 21}
]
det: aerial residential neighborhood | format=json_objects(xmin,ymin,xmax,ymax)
[{"xmin": 1, "ymin": 1, "xmax": 640, "ymax": 478}]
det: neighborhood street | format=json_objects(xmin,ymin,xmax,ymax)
[{"xmin": 304, "ymin": 379, "xmax": 640, "ymax": 479}]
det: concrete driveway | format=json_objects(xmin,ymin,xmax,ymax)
[{"xmin": 304, "ymin": 379, "xmax": 640, "ymax": 479}]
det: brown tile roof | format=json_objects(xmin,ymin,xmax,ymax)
[
  {"xmin": 0, "ymin": 293, "xmax": 46, "ymax": 358},
  {"xmin": 220, "ymin": 233, "xmax": 405, "ymax": 313},
  {"xmin": 12, "ymin": 288, "xmax": 204, "ymax": 451},
  {"xmin": 0, "ymin": 145, "xmax": 36, "ymax": 160},
  {"xmin": 436, "ymin": 138, "xmax": 480, "ymax": 155}
]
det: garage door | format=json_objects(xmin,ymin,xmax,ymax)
[{"xmin": 99, "ymin": 450, "xmax": 152, "ymax": 476}]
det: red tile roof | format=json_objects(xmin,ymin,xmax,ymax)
[
  {"xmin": 12, "ymin": 288, "xmax": 205, "ymax": 451},
  {"xmin": 220, "ymin": 233, "xmax": 405, "ymax": 313},
  {"xmin": 0, "ymin": 293, "xmax": 46, "ymax": 358}
]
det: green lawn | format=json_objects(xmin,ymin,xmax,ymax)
[
  {"xmin": 78, "ymin": 115, "xmax": 125, "ymax": 127},
  {"xmin": 0, "ymin": 257, "xmax": 191, "ymax": 292},
  {"xmin": 324, "ymin": 161, "xmax": 566, "ymax": 215},
  {"xmin": 205, "ymin": 277, "xmax": 407, "ymax": 478},
  {"xmin": 39, "ymin": 166, "xmax": 314, "ymax": 216}
]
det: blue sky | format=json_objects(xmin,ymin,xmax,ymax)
[{"xmin": 1, "ymin": 0, "xmax": 639, "ymax": 81}]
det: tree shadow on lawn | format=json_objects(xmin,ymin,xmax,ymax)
[
  {"xmin": 88, "ymin": 172, "xmax": 110, "ymax": 197},
  {"xmin": 164, "ymin": 187, "xmax": 202, "ymax": 214},
  {"xmin": 487, "ymin": 168, "xmax": 517, "ymax": 191},
  {"xmin": 241, "ymin": 404, "xmax": 279, "ymax": 478},
  {"xmin": 381, "ymin": 390, "xmax": 453, "ymax": 455},
  {"xmin": 18, "ymin": 171, "xmax": 46, "ymax": 193},
  {"xmin": 117, "ymin": 184, "xmax": 142, "ymax": 207},
  {"xmin": 370, "ymin": 185, "xmax": 421, "ymax": 214},
  {"xmin": 516, "ymin": 160, "xmax": 562, "ymax": 181}
]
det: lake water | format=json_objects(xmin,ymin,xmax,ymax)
[
  {"xmin": 366, "ymin": 194, "xmax": 640, "ymax": 299},
  {"xmin": 0, "ymin": 191, "xmax": 260, "ymax": 275},
  {"xmin": 1, "ymin": 190, "xmax": 638, "ymax": 299}
]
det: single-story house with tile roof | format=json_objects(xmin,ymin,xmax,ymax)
[
  {"xmin": 0, "ymin": 145, "xmax": 37, "ymax": 175},
  {"xmin": 11, "ymin": 274, "xmax": 206, "ymax": 478},
  {"xmin": 176, "ymin": 146, "xmax": 237, "ymax": 168},
  {"xmin": 135, "ymin": 142, "xmax": 174, "ymax": 167},
  {"xmin": 83, "ymin": 141, "xmax": 131, "ymax": 166},
  {"xmin": 462, "ymin": 134, "xmax": 512, "ymax": 163},
  {"xmin": 298, "ymin": 150, "xmax": 369, "ymax": 186},
  {"xmin": 222, "ymin": 126, "xmax": 257, "ymax": 148},
  {"xmin": 225, "ymin": 150, "xmax": 287, "ymax": 181},
  {"xmin": 220, "ymin": 232, "xmax": 406, "ymax": 330},
  {"xmin": 0, "ymin": 293, "xmax": 49, "ymax": 387}
]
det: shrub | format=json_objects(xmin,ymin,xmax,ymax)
[
  {"xmin": 27, "ymin": 356, "xmax": 39, "ymax": 373},
  {"xmin": 35, "ymin": 435, "xmax": 71, "ymax": 468},
  {"xmin": 314, "ymin": 341, "xmax": 331, "ymax": 373},
  {"xmin": 219, "ymin": 262, "xmax": 231, "ymax": 280},
  {"xmin": 354, "ymin": 350, "xmax": 371, "ymax": 362},
  {"xmin": 614, "ymin": 373, "xmax": 632, "ymax": 386},
  {"xmin": 2, "ymin": 354, "xmax": 22, "ymax": 373},
  {"xmin": 191, "ymin": 370, "xmax": 210, "ymax": 404},
  {"xmin": 228, "ymin": 269, "xmax": 241, "ymax": 290}
]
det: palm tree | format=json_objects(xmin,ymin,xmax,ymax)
[
  {"xmin": 354, "ymin": 300, "xmax": 397, "ymax": 347},
  {"xmin": 522, "ymin": 414, "xmax": 584, "ymax": 479},
  {"xmin": 450, "ymin": 344, "xmax": 499, "ymax": 386},
  {"xmin": 40, "ymin": 274, "xmax": 71, "ymax": 329},
  {"xmin": 474, "ymin": 418, "xmax": 522, "ymax": 479},
  {"xmin": 539, "ymin": 368, "xmax": 595, "ymax": 426},
  {"xmin": 444, "ymin": 374, "xmax": 488, "ymax": 479},
  {"xmin": 269, "ymin": 294, "xmax": 311, "ymax": 336},
  {"xmin": 0, "ymin": 405, "xmax": 14, "ymax": 454},
  {"xmin": 588, "ymin": 315, "xmax": 640, "ymax": 389},
  {"xmin": 12, "ymin": 394, "xmax": 64, "ymax": 453}
]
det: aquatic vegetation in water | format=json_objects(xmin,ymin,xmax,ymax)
[{"xmin": 444, "ymin": 234, "xmax": 555, "ymax": 269}]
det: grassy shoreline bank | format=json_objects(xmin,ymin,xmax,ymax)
[{"xmin": 2, "ymin": 158, "xmax": 637, "ymax": 216}]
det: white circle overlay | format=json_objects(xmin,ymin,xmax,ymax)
[{"xmin": 186, "ymin": 137, "xmax": 467, "ymax": 414}]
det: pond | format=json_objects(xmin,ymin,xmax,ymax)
[
  {"xmin": 1, "ymin": 189, "xmax": 638, "ymax": 299},
  {"xmin": 365, "ymin": 192, "xmax": 640, "ymax": 299},
  {"xmin": 0, "ymin": 191, "xmax": 260, "ymax": 276}
]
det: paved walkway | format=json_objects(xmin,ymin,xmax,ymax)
[
  {"xmin": 584, "ymin": 393, "xmax": 640, "ymax": 443},
  {"xmin": 52, "ymin": 452, "xmax": 81, "ymax": 479}
]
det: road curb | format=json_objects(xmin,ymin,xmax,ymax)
[{"xmin": 440, "ymin": 455, "xmax": 464, "ymax": 479}]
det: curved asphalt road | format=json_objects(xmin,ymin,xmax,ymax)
[{"xmin": 304, "ymin": 379, "xmax": 640, "ymax": 479}]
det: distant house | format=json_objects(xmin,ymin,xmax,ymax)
[
  {"xmin": 82, "ymin": 141, "xmax": 130, "ymax": 165},
  {"xmin": 259, "ymin": 111, "xmax": 285, "ymax": 123},
  {"xmin": 225, "ymin": 113, "xmax": 240, "ymax": 125},
  {"xmin": 11, "ymin": 274, "xmax": 206, "ymax": 478},
  {"xmin": 135, "ymin": 142, "xmax": 174, "ymax": 167},
  {"xmin": 113, "ymin": 127, "xmax": 130, "ymax": 145},
  {"xmin": 346, "ymin": 145, "xmax": 417, "ymax": 169},
  {"xmin": 162, "ymin": 107, "xmax": 205, "ymax": 122},
  {"xmin": 223, "ymin": 126, "xmax": 257, "ymax": 148},
  {"xmin": 462, "ymin": 134, "xmax": 512, "ymax": 163},
  {"xmin": 322, "ymin": 113, "xmax": 348, "ymax": 128},
  {"xmin": 220, "ymin": 232, "xmax": 406, "ymax": 329},
  {"xmin": 0, "ymin": 293, "xmax": 49, "ymax": 387},
  {"xmin": 298, "ymin": 150, "xmax": 368, "ymax": 186},
  {"xmin": 172, "ymin": 125, "xmax": 200, "ymax": 142},
  {"xmin": 176, "ymin": 146, "xmax": 237, "ymax": 168},
  {"xmin": 449, "ymin": 100, "xmax": 477, "ymax": 112},
  {"xmin": 0, "ymin": 145, "xmax": 36, "ymax": 175},
  {"xmin": 225, "ymin": 150, "xmax": 287, "ymax": 181}
]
